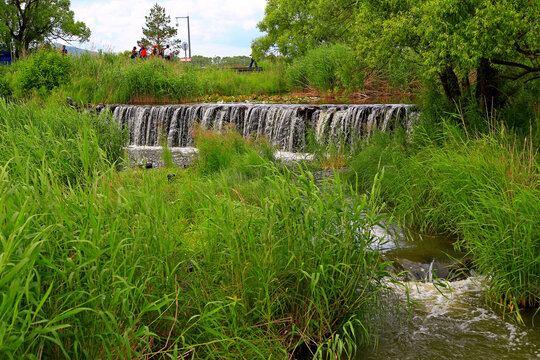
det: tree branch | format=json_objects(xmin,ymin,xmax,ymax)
[
  {"xmin": 525, "ymin": 76, "xmax": 539, "ymax": 83},
  {"xmin": 491, "ymin": 59, "xmax": 535, "ymax": 71}
]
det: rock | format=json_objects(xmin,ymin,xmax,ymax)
[{"xmin": 387, "ymin": 257, "xmax": 473, "ymax": 282}]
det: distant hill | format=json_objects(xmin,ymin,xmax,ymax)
[{"xmin": 54, "ymin": 43, "xmax": 98, "ymax": 56}]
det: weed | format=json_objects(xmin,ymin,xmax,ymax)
[
  {"xmin": 347, "ymin": 120, "xmax": 539, "ymax": 316},
  {"xmin": 0, "ymin": 105, "xmax": 389, "ymax": 358}
]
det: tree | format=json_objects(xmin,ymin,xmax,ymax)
[
  {"xmin": 253, "ymin": 0, "xmax": 356, "ymax": 58},
  {"xmin": 139, "ymin": 4, "xmax": 180, "ymax": 51},
  {"xmin": 0, "ymin": 0, "xmax": 90, "ymax": 57},
  {"xmin": 353, "ymin": 0, "xmax": 540, "ymax": 110},
  {"xmin": 254, "ymin": 0, "xmax": 540, "ymax": 112}
]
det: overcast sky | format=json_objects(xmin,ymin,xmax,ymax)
[{"xmin": 69, "ymin": 0, "xmax": 267, "ymax": 57}]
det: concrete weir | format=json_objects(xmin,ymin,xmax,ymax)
[{"xmin": 107, "ymin": 103, "xmax": 419, "ymax": 153}]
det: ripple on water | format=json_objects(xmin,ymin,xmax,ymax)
[{"xmin": 359, "ymin": 277, "xmax": 540, "ymax": 360}]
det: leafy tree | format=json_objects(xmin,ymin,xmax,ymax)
[
  {"xmin": 255, "ymin": 0, "xmax": 540, "ymax": 112},
  {"xmin": 253, "ymin": 0, "xmax": 356, "ymax": 58},
  {"xmin": 353, "ymin": 0, "xmax": 540, "ymax": 110},
  {"xmin": 139, "ymin": 3, "xmax": 180, "ymax": 51},
  {"xmin": 0, "ymin": 0, "xmax": 90, "ymax": 58}
]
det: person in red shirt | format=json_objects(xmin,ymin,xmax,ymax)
[{"xmin": 139, "ymin": 45, "xmax": 148, "ymax": 59}]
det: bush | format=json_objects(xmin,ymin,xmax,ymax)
[
  {"xmin": 286, "ymin": 44, "xmax": 363, "ymax": 93},
  {"xmin": 0, "ymin": 76, "xmax": 12, "ymax": 97},
  {"xmin": 347, "ymin": 120, "xmax": 540, "ymax": 316},
  {"xmin": 17, "ymin": 50, "xmax": 71, "ymax": 92}
]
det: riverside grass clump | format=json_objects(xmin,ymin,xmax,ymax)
[
  {"xmin": 3, "ymin": 52, "xmax": 288, "ymax": 104},
  {"xmin": 0, "ymin": 100, "xmax": 125, "ymax": 185},
  {"xmin": 0, "ymin": 101, "xmax": 390, "ymax": 359},
  {"xmin": 286, "ymin": 44, "xmax": 363, "ymax": 95},
  {"xmin": 346, "ymin": 120, "xmax": 539, "ymax": 318},
  {"xmin": 3, "ymin": 49, "xmax": 419, "ymax": 104}
]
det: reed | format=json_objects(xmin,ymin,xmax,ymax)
[
  {"xmin": 0, "ymin": 103, "xmax": 389, "ymax": 358},
  {"xmin": 4, "ymin": 53, "xmax": 288, "ymax": 104},
  {"xmin": 346, "ymin": 119, "xmax": 540, "ymax": 317}
]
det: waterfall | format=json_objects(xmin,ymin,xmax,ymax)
[{"xmin": 108, "ymin": 103, "xmax": 418, "ymax": 152}]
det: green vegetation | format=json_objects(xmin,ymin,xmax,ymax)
[
  {"xmin": 0, "ymin": 0, "xmax": 538, "ymax": 355},
  {"xmin": 3, "ymin": 51, "xmax": 289, "ymax": 104},
  {"xmin": 0, "ymin": 100, "xmax": 390, "ymax": 359},
  {"xmin": 139, "ymin": 3, "xmax": 181, "ymax": 50},
  {"xmin": 0, "ymin": 76, "xmax": 11, "ymax": 98},
  {"xmin": 2, "ymin": 44, "xmax": 416, "ymax": 105},
  {"xmin": 254, "ymin": 0, "xmax": 539, "ymax": 123},
  {"xmin": 17, "ymin": 50, "xmax": 71, "ymax": 92},
  {"xmin": 286, "ymin": 44, "xmax": 363, "ymax": 94},
  {"xmin": 0, "ymin": 0, "xmax": 90, "ymax": 57},
  {"xmin": 346, "ymin": 119, "xmax": 539, "ymax": 316}
]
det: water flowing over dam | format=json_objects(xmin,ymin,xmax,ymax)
[{"xmin": 109, "ymin": 103, "xmax": 418, "ymax": 151}]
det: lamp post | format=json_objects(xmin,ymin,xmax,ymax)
[{"xmin": 175, "ymin": 16, "xmax": 191, "ymax": 59}]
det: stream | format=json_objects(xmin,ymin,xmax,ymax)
[
  {"xmin": 363, "ymin": 224, "xmax": 540, "ymax": 360},
  {"xmin": 115, "ymin": 100, "xmax": 539, "ymax": 359}
]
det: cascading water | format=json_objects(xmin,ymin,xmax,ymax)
[
  {"xmin": 358, "ymin": 277, "xmax": 540, "ymax": 360},
  {"xmin": 108, "ymin": 103, "xmax": 418, "ymax": 152}
]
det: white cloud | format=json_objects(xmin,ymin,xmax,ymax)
[{"xmin": 70, "ymin": 0, "xmax": 266, "ymax": 56}]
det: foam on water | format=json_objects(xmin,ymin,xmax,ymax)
[
  {"xmin": 125, "ymin": 146, "xmax": 317, "ymax": 168},
  {"xmin": 360, "ymin": 277, "xmax": 540, "ymax": 359}
]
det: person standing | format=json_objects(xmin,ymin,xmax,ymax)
[
  {"xmin": 61, "ymin": 45, "xmax": 68, "ymax": 56},
  {"xmin": 140, "ymin": 45, "xmax": 148, "ymax": 59},
  {"xmin": 152, "ymin": 45, "xmax": 158, "ymax": 56},
  {"xmin": 131, "ymin": 46, "xmax": 138, "ymax": 59},
  {"xmin": 249, "ymin": 54, "xmax": 258, "ymax": 68},
  {"xmin": 163, "ymin": 45, "xmax": 172, "ymax": 61}
]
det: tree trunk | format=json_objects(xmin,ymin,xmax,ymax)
[
  {"xmin": 461, "ymin": 73, "xmax": 471, "ymax": 98},
  {"xmin": 439, "ymin": 66, "xmax": 461, "ymax": 104},
  {"xmin": 476, "ymin": 57, "xmax": 501, "ymax": 115}
]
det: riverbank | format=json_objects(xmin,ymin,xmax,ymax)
[
  {"xmin": 0, "ymin": 99, "xmax": 537, "ymax": 359},
  {"xmin": 0, "ymin": 50, "xmax": 418, "ymax": 106},
  {"xmin": 0, "ymin": 100, "xmax": 389, "ymax": 359},
  {"xmin": 346, "ymin": 120, "xmax": 540, "ymax": 317}
]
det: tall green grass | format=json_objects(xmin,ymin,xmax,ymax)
[
  {"xmin": 0, "ymin": 102, "xmax": 389, "ymax": 358},
  {"xmin": 0, "ymin": 100, "xmax": 125, "ymax": 185},
  {"xmin": 286, "ymin": 44, "xmax": 363, "ymax": 95},
  {"xmin": 3, "ymin": 48, "xmax": 423, "ymax": 103},
  {"xmin": 346, "ymin": 120, "xmax": 539, "ymax": 317},
  {"xmin": 4, "ymin": 53, "xmax": 288, "ymax": 104}
]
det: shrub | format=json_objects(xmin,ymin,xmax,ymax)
[
  {"xmin": 0, "ymin": 77, "xmax": 12, "ymax": 97},
  {"xmin": 347, "ymin": 120, "xmax": 540, "ymax": 316},
  {"xmin": 286, "ymin": 44, "xmax": 363, "ymax": 93},
  {"xmin": 17, "ymin": 50, "xmax": 71, "ymax": 92}
]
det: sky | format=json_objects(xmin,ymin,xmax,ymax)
[{"xmin": 69, "ymin": 0, "xmax": 267, "ymax": 57}]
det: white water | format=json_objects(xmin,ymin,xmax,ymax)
[
  {"xmin": 109, "ymin": 103, "xmax": 418, "ymax": 152},
  {"xmin": 361, "ymin": 277, "xmax": 540, "ymax": 359}
]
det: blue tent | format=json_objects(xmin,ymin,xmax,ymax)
[{"xmin": 0, "ymin": 46, "xmax": 12, "ymax": 64}]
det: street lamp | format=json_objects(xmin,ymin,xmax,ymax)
[{"xmin": 175, "ymin": 16, "xmax": 191, "ymax": 59}]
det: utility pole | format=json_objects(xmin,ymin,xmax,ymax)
[{"xmin": 175, "ymin": 16, "xmax": 191, "ymax": 59}]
